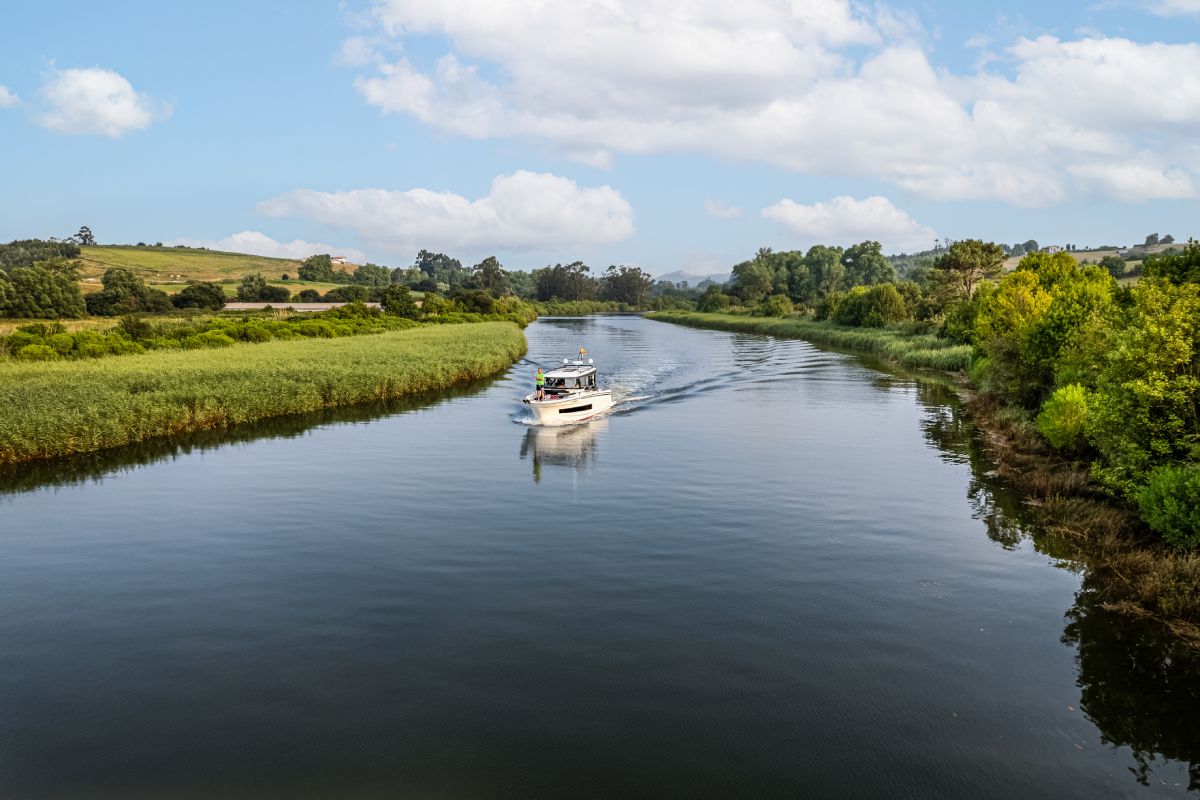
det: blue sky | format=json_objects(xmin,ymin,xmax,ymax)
[{"xmin": 1, "ymin": 0, "xmax": 1197, "ymax": 276}]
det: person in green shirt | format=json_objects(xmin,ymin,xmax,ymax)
[{"xmin": 535, "ymin": 367, "xmax": 545, "ymax": 400}]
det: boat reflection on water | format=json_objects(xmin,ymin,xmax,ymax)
[{"xmin": 519, "ymin": 418, "xmax": 608, "ymax": 482}]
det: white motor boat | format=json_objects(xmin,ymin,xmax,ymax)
[{"xmin": 523, "ymin": 350, "xmax": 614, "ymax": 425}]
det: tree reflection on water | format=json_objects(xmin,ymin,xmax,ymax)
[{"xmin": 911, "ymin": 370, "xmax": 1200, "ymax": 793}]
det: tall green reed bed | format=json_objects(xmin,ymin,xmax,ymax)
[
  {"xmin": 646, "ymin": 311, "xmax": 973, "ymax": 371},
  {"xmin": 0, "ymin": 322, "xmax": 526, "ymax": 465}
]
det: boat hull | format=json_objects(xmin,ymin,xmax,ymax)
[{"xmin": 524, "ymin": 390, "xmax": 613, "ymax": 425}]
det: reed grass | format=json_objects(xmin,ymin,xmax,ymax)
[
  {"xmin": 0, "ymin": 322, "xmax": 526, "ymax": 465},
  {"xmin": 647, "ymin": 311, "xmax": 974, "ymax": 371}
]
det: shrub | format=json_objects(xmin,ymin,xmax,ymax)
[
  {"xmin": 48, "ymin": 332, "xmax": 74, "ymax": 355},
  {"xmin": 295, "ymin": 289, "xmax": 322, "ymax": 302},
  {"xmin": 1137, "ymin": 465, "xmax": 1200, "ymax": 549},
  {"xmin": 117, "ymin": 315, "xmax": 154, "ymax": 341},
  {"xmin": 173, "ymin": 282, "xmax": 226, "ymax": 311},
  {"xmin": 1036, "ymin": 384, "xmax": 1091, "ymax": 450},
  {"xmin": 758, "ymin": 294, "xmax": 793, "ymax": 318},
  {"xmin": 16, "ymin": 344, "xmax": 59, "ymax": 361}
]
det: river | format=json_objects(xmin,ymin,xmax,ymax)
[{"xmin": 1, "ymin": 315, "xmax": 1197, "ymax": 798}]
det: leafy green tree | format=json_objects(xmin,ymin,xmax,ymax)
[
  {"xmin": 71, "ymin": 226, "xmax": 96, "ymax": 246},
  {"xmin": 298, "ymin": 254, "xmax": 335, "ymax": 282},
  {"xmin": 451, "ymin": 288, "xmax": 495, "ymax": 313},
  {"xmin": 4, "ymin": 261, "xmax": 87, "ymax": 318},
  {"xmin": 1099, "ymin": 254, "xmax": 1126, "ymax": 277},
  {"xmin": 533, "ymin": 262, "xmax": 598, "ymax": 301},
  {"xmin": 172, "ymin": 282, "xmax": 226, "ymax": 310},
  {"xmin": 805, "ymin": 245, "xmax": 847, "ymax": 297},
  {"xmin": 295, "ymin": 289, "xmax": 322, "ymax": 302},
  {"xmin": 237, "ymin": 273, "xmax": 269, "ymax": 301},
  {"xmin": 730, "ymin": 258, "xmax": 773, "ymax": 303},
  {"xmin": 352, "ymin": 262, "xmax": 392, "ymax": 288},
  {"xmin": 381, "ymin": 285, "xmax": 420, "ymax": 319},
  {"xmin": 841, "ymin": 241, "xmax": 896, "ymax": 286},
  {"xmin": 472, "ymin": 256, "xmax": 508, "ymax": 296},
  {"xmin": 1143, "ymin": 239, "xmax": 1200, "ymax": 285},
  {"xmin": 599, "ymin": 265, "xmax": 653, "ymax": 305},
  {"xmin": 0, "ymin": 239, "xmax": 81, "ymax": 272},
  {"xmin": 85, "ymin": 267, "xmax": 172, "ymax": 316},
  {"xmin": 323, "ymin": 284, "xmax": 370, "ymax": 303},
  {"xmin": 1085, "ymin": 278, "xmax": 1200, "ymax": 498},
  {"xmin": 932, "ymin": 239, "xmax": 1006, "ymax": 300},
  {"xmin": 1145, "ymin": 233, "xmax": 1160, "ymax": 247},
  {"xmin": 758, "ymin": 294, "xmax": 794, "ymax": 317},
  {"xmin": 1136, "ymin": 465, "xmax": 1200, "ymax": 549},
  {"xmin": 697, "ymin": 285, "xmax": 732, "ymax": 312},
  {"xmin": 1022, "ymin": 239, "xmax": 1039, "ymax": 254}
]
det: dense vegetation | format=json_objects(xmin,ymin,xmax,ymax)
[{"xmin": 0, "ymin": 322, "xmax": 526, "ymax": 465}]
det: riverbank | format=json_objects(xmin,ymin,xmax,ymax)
[
  {"xmin": 0, "ymin": 321, "xmax": 526, "ymax": 465},
  {"xmin": 645, "ymin": 311, "xmax": 973, "ymax": 370},
  {"xmin": 647, "ymin": 310, "xmax": 1200, "ymax": 646}
]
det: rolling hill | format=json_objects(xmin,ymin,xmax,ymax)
[{"xmin": 77, "ymin": 245, "xmax": 355, "ymax": 295}]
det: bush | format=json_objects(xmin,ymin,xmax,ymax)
[
  {"xmin": 1036, "ymin": 384, "xmax": 1091, "ymax": 450},
  {"xmin": 16, "ymin": 344, "xmax": 59, "ymax": 361},
  {"xmin": 382, "ymin": 285, "xmax": 420, "ymax": 319},
  {"xmin": 173, "ymin": 282, "xmax": 226, "ymax": 311},
  {"xmin": 117, "ymin": 315, "xmax": 153, "ymax": 341},
  {"xmin": 295, "ymin": 289, "xmax": 322, "ymax": 302},
  {"xmin": 758, "ymin": 294, "xmax": 793, "ymax": 318},
  {"xmin": 1137, "ymin": 465, "xmax": 1200, "ymax": 549}
]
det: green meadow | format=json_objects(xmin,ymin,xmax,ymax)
[{"xmin": 0, "ymin": 321, "xmax": 526, "ymax": 465}]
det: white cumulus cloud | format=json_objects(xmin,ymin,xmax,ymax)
[
  {"xmin": 38, "ymin": 67, "xmax": 168, "ymax": 137},
  {"xmin": 166, "ymin": 231, "xmax": 366, "ymax": 262},
  {"xmin": 0, "ymin": 85, "xmax": 18, "ymax": 108},
  {"xmin": 346, "ymin": 1, "xmax": 1200, "ymax": 205},
  {"xmin": 762, "ymin": 196, "xmax": 937, "ymax": 252},
  {"xmin": 257, "ymin": 171, "xmax": 635, "ymax": 253}
]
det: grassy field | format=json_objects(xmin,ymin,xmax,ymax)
[
  {"xmin": 78, "ymin": 245, "xmax": 358, "ymax": 285},
  {"xmin": 647, "ymin": 311, "xmax": 974, "ymax": 371},
  {"xmin": 0, "ymin": 322, "xmax": 525, "ymax": 464}
]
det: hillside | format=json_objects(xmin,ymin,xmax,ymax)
[{"xmin": 78, "ymin": 245, "xmax": 355, "ymax": 295}]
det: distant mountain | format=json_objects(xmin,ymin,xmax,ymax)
[{"xmin": 654, "ymin": 270, "xmax": 730, "ymax": 286}]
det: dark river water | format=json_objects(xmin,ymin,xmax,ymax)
[{"xmin": 2, "ymin": 315, "xmax": 1197, "ymax": 799}]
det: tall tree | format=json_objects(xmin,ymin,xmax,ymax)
[
  {"xmin": 71, "ymin": 226, "xmax": 96, "ymax": 246},
  {"xmin": 599, "ymin": 265, "xmax": 653, "ymax": 305},
  {"xmin": 472, "ymin": 256, "xmax": 508, "ymax": 295},
  {"xmin": 932, "ymin": 239, "xmax": 1006, "ymax": 299},
  {"xmin": 841, "ymin": 241, "xmax": 896, "ymax": 286}
]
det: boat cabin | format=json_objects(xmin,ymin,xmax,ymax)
[{"xmin": 542, "ymin": 363, "xmax": 598, "ymax": 395}]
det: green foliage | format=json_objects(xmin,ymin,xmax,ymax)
[
  {"xmin": 1137, "ymin": 466, "xmax": 1200, "ymax": 550},
  {"xmin": 452, "ymin": 288, "xmax": 496, "ymax": 314},
  {"xmin": 86, "ymin": 267, "xmax": 174, "ymax": 316},
  {"xmin": 696, "ymin": 285, "xmax": 732, "ymax": 312},
  {"xmin": 599, "ymin": 265, "xmax": 653, "ymax": 306},
  {"xmin": 841, "ymin": 241, "xmax": 896, "ymax": 286},
  {"xmin": 0, "ymin": 322, "xmax": 527, "ymax": 464},
  {"xmin": 322, "ymin": 284, "xmax": 369, "ymax": 303},
  {"xmin": 3, "ymin": 262, "xmax": 87, "ymax": 318},
  {"xmin": 352, "ymin": 262, "xmax": 392, "ymax": 288},
  {"xmin": 381, "ymin": 285, "xmax": 421, "ymax": 319},
  {"xmin": 831, "ymin": 284, "xmax": 908, "ymax": 327},
  {"xmin": 1143, "ymin": 239, "xmax": 1200, "ymax": 285},
  {"xmin": 1084, "ymin": 279, "xmax": 1200, "ymax": 498},
  {"xmin": 173, "ymin": 282, "xmax": 226, "ymax": 310},
  {"xmin": 533, "ymin": 261, "xmax": 598, "ymax": 301},
  {"xmin": 0, "ymin": 239, "xmax": 81, "ymax": 272},
  {"xmin": 471, "ymin": 256, "xmax": 508, "ymax": 295},
  {"xmin": 758, "ymin": 294, "xmax": 794, "ymax": 318},
  {"xmin": 1036, "ymin": 384, "xmax": 1091, "ymax": 451},
  {"xmin": 298, "ymin": 254, "xmax": 336, "ymax": 282},
  {"xmin": 16, "ymin": 344, "xmax": 60, "ymax": 361},
  {"xmin": 932, "ymin": 239, "xmax": 1006, "ymax": 300}
]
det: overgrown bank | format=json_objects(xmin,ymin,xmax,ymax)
[
  {"xmin": 647, "ymin": 309, "xmax": 1200, "ymax": 644},
  {"xmin": 0, "ymin": 322, "xmax": 526, "ymax": 465},
  {"xmin": 646, "ymin": 312, "xmax": 972, "ymax": 370}
]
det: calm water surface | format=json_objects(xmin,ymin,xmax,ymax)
[{"xmin": 1, "ymin": 315, "xmax": 1197, "ymax": 798}]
